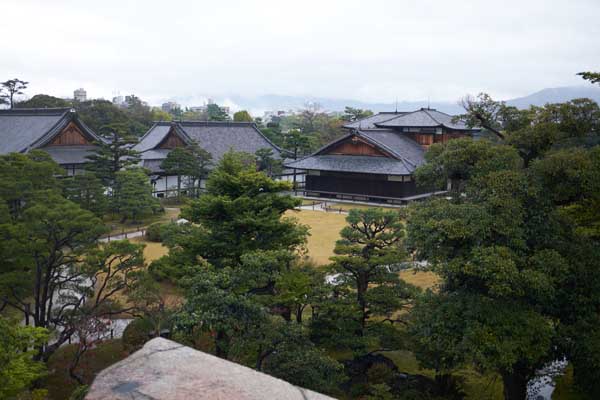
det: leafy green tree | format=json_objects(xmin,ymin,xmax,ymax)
[
  {"xmin": 255, "ymin": 148, "xmax": 282, "ymax": 176},
  {"xmin": 341, "ymin": 106, "xmax": 374, "ymax": 122},
  {"xmin": 282, "ymin": 129, "xmax": 313, "ymax": 158},
  {"xmin": 0, "ymin": 151, "xmax": 63, "ymax": 218},
  {"xmin": 405, "ymin": 133, "xmax": 600, "ymax": 399},
  {"xmin": 0, "ymin": 154, "xmax": 150, "ymax": 367},
  {"xmin": 85, "ymin": 124, "xmax": 141, "ymax": 187},
  {"xmin": 233, "ymin": 110, "xmax": 253, "ymax": 122},
  {"xmin": 206, "ymin": 103, "xmax": 230, "ymax": 121},
  {"xmin": 457, "ymin": 93, "xmax": 528, "ymax": 139},
  {"xmin": 160, "ymin": 148, "xmax": 200, "ymax": 197},
  {"xmin": 1, "ymin": 78, "xmax": 29, "ymax": 109},
  {"xmin": 295, "ymin": 102, "xmax": 325, "ymax": 133},
  {"xmin": 273, "ymin": 262, "xmax": 328, "ymax": 323},
  {"xmin": 150, "ymin": 107, "xmax": 173, "ymax": 122},
  {"xmin": 113, "ymin": 168, "xmax": 160, "ymax": 222},
  {"xmin": 160, "ymin": 144, "xmax": 212, "ymax": 197},
  {"xmin": 180, "ymin": 151, "xmax": 307, "ymax": 267},
  {"xmin": 407, "ymin": 182, "xmax": 559, "ymax": 400},
  {"xmin": 15, "ymin": 94, "xmax": 71, "ymax": 108},
  {"xmin": 77, "ymin": 99, "xmax": 149, "ymax": 136},
  {"xmin": 177, "ymin": 266, "xmax": 265, "ymax": 358},
  {"xmin": 251, "ymin": 319, "xmax": 344, "ymax": 394},
  {"xmin": 63, "ymin": 172, "xmax": 108, "ymax": 216},
  {"xmin": 414, "ymin": 137, "xmax": 522, "ymax": 193},
  {"xmin": 0, "ymin": 192, "xmax": 107, "ymax": 359},
  {"xmin": 578, "ymin": 71, "xmax": 600, "ymax": 85},
  {"xmin": 0, "ymin": 318, "xmax": 48, "ymax": 398},
  {"xmin": 329, "ymin": 208, "xmax": 417, "ymax": 356}
]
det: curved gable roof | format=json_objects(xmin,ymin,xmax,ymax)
[
  {"xmin": 343, "ymin": 112, "xmax": 408, "ymax": 130},
  {"xmin": 290, "ymin": 128, "xmax": 425, "ymax": 175},
  {"xmin": 136, "ymin": 121, "xmax": 287, "ymax": 162},
  {"xmin": 376, "ymin": 108, "xmax": 472, "ymax": 130},
  {"xmin": 0, "ymin": 108, "xmax": 103, "ymax": 154}
]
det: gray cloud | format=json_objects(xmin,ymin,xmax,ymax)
[{"xmin": 2, "ymin": 0, "xmax": 599, "ymax": 105}]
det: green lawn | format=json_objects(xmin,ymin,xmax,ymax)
[{"xmin": 104, "ymin": 207, "xmax": 180, "ymax": 236}]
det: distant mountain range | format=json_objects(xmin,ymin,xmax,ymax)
[{"xmin": 170, "ymin": 85, "xmax": 600, "ymax": 116}]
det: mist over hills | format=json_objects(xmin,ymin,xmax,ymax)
[{"xmin": 169, "ymin": 85, "xmax": 600, "ymax": 115}]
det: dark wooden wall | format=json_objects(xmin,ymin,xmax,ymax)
[
  {"xmin": 46, "ymin": 122, "xmax": 90, "ymax": 146},
  {"xmin": 159, "ymin": 130, "xmax": 186, "ymax": 149},
  {"xmin": 306, "ymin": 173, "xmax": 430, "ymax": 199},
  {"xmin": 325, "ymin": 137, "xmax": 387, "ymax": 157},
  {"xmin": 434, "ymin": 131, "xmax": 466, "ymax": 144},
  {"xmin": 407, "ymin": 130, "xmax": 467, "ymax": 148}
]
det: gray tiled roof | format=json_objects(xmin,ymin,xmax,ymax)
[
  {"xmin": 286, "ymin": 154, "xmax": 413, "ymax": 175},
  {"xmin": 41, "ymin": 145, "xmax": 98, "ymax": 165},
  {"xmin": 134, "ymin": 124, "xmax": 172, "ymax": 152},
  {"xmin": 343, "ymin": 112, "xmax": 408, "ymax": 129},
  {"xmin": 376, "ymin": 108, "xmax": 472, "ymax": 130},
  {"xmin": 0, "ymin": 108, "xmax": 103, "ymax": 165},
  {"xmin": 0, "ymin": 108, "xmax": 71, "ymax": 153},
  {"xmin": 135, "ymin": 121, "xmax": 285, "ymax": 166},
  {"xmin": 358, "ymin": 129, "xmax": 424, "ymax": 168}
]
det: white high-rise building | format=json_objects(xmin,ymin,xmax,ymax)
[{"xmin": 73, "ymin": 88, "xmax": 87, "ymax": 102}]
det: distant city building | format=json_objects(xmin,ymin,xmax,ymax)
[
  {"xmin": 73, "ymin": 88, "xmax": 87, "ymax": 102},
  {"xmin": 189, "ymin": 105, "xmax": 205, "ymax": 113},
  {"xmin": 263, "ymin": 110, "xmax": 293, "ymax": 124},
  {"xmin": 112, "ymin": 96, "xmax": 127, "ymax": 107},
  {"xmin": 161, "ymin": 101, "xmax": 181, "ymax": 113},
  {"xmin": 189, "ymin": 101, "xmax": 230, "ymax": 116}
]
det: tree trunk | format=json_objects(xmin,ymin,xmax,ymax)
[
  {"xmin": 501, "ymin": 370, "xmax": 529, "ymax": 400},
  {"xmin": 357, "ymin": 273, "xmax": 369, "ymax": 333},
  {"xmin": 215, "ymin": 330, "xmax": 229, "ymax": 359},
  {"xmin": 295, "ymin": 306, "xmax": 304, "ymax": 324}
]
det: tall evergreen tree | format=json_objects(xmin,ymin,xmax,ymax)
[
  {"xmin": 180, "ymin": 150, "xmax": 307, "ymax": 267},
  {"xmin": 160, "ymin": 144, "xmax": 212, "ymax": 197},
  {"xmin": 113, "ymin": 168, "xmax": 160, "ymax": 222},
  {"xmin": 85, "ymin": 124, "xmax": 141, "ymax": 187},
  {"xmin": 63, "ymin": 172, "xmax": 108, "ymax": 216},
  {"xmin": 0, "ymin": 78, "xmax": 29, "ymax": 109}
]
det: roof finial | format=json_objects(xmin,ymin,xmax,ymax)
[
  {"xmin": 427, "ymin": 96, "xmax": 430, "ymax": 110},
  {"xmin": 395, "ymin": 98, "xmax": 398, "ymax": 113}
]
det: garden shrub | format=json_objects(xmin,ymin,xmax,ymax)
[
  {"xmin": 122, "ymin": 318, "xmax": 154, "ymax": 352},
  {"xmin": 145, "ymin": 223, "xmax": 164, "ymax": 242}
]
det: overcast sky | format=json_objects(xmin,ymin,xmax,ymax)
[{"xmin": 2, "ymin": 0, "xmax": 599, "ymax": 106}]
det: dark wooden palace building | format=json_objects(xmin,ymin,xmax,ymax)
[
  {"xmin": 286, "ymin": 108, "xmax": 480, "ymax": 203},
  {"xmin": 0, "ymin": 108, "xmax": 104, "ymax": 174}
]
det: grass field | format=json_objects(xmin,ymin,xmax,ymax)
[
  {"xmin": 130, "ymin": 237, "xmax": 170, "ymax": 262},
  {"xmin": 104, "ymin": 207, "xmax": 180, "ymax": 235},
  {"xmin": 286, "ymin": 209, "xmax": 348, "ymax": 265}
]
